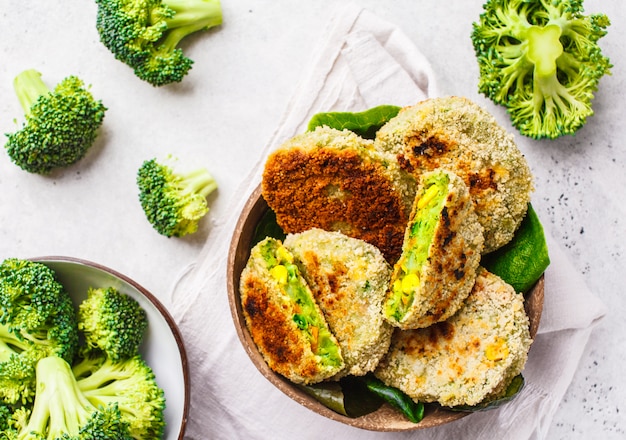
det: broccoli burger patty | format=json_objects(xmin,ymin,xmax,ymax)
[
  {"xmin": 284, "ymin": 228, "xmax": 393, "ymax": 378},
  {"xmin": 262, "ymin": 126, "xmax": 416, "ymax": 263},
  {"xmin": 383, "ymin": 169, "xmax": 484, "ymax": 330},
  {"xmin": 375, "ymin": 96, "xmax": 533, "ymax": 253},
  {"xmin": 240, "ymin": 237, "xmax": 344, "ymax": 385},
  {"xmin": 374, "ymin": 268, "xmax": 532, "ymax": 407}
]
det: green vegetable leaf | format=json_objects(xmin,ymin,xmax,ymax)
[
  {"xmin": 307, "ymin": 105, "xmax": 402, "ymax": 139},
  {"xmin": 252, "ymin": 208, "xmax": 286, "ymax": 246},
  {"xmin": 361, "ymin": 374, "xmax": 424, "ymax": 423},
  {"xmin": 482, "ymin": 204, "xmax": 550, "ymax": 293},
  {"xmin": 297, "ymin": 377, "xmax": 383, "ymax": 418}
]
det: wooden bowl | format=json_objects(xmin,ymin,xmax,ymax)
[{"xmin": 227, "ymin": 184, "xmax": 544, "ymax": 431}]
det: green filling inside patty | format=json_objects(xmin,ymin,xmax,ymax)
[
  {"xmin": 385, "ymin": 172, "xmax": 450, "ymax": 321},
  {"xmin": 260, "ymin": 239, "xmax": 342, "ymax": 368}
]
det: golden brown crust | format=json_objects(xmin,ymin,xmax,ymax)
[
  {"xmin": 241, "ymin": 275, "xmax": 323, "ymax": 381},
  {"xmin": 262, "ymin": 127, "xmax": 416, "ymax": 263},
  {"xmin": 240, "ymin": 238, "xmax": 344, "ymax": 384}
]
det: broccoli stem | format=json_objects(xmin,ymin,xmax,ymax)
[
  {"xmin": 74, "ymin": 357, "xmax": 135, "ymax": 392},
  {"xmin": 71, "ymin": 355, "xmax": 99, "ymax": 381},
  {"xmin": 0, "ymin": 341, "xmax": 17, "ymax": 364},
  {"xmin": 24, "ymin": 356, "xmax": 94, "ymax": 438},
  {"xmin": 526, "ymin": 24, "xmax": 564, "ymax": 77},
  {"xmin": 162, "ymin": 0, "xmax": 222, "ymax": 29},
  {"xmin": 12, "ymin": 69, "xmax": 50, "ymax": 117},
  {"xmin": 156, "ymin": 0, "xmax": 222, "ymax": 51},
  {"xmin": 179, "ymin": 168, "xmax": 218, "ymax": 198},
  {"xmin": 0, "ymin": 325, "xmax": 31, "ymax": 363}
]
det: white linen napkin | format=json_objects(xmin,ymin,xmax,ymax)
[{"xmin": 169, "ymin": 4, "xmax": 606, "ymax": 439}]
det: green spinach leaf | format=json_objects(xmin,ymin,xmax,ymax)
[{"xmin": 307, "ymin": 105, "xmax": 401, "ymax": 139}]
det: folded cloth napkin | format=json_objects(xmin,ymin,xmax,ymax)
[{"xmin": 170, "ymin": 4, "xmax": 606, "ymax": 439}]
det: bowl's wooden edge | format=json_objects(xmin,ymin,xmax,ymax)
[
  {"xmin": 525, "ymin": 275, "xmax": 544, "ymax": 339},
  {"xmin": 226, "ymin": 184, "xmax": 546, "ymax": 432}
]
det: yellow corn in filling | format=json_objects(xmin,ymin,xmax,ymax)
[
  {"xmin": 485, "ymin": 338, "xmax": 509, "ymax": 361},
  {"xmin": 269, "ymin": 264, "xmax": 288, "ymax": 285},
  {"xmin": 385, "ymin": 172, "xmax": 450, "ymax": 321},
  {"xmin": 417, "ymin": 185, "xmax": 440, "ymax": 209},
  {"xmin": 259, "ymin": 239, "xmax": 342, "ymax": 367}
]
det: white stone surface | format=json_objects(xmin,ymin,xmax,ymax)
[{"xmin": 0, "ymin": 1, "xmax": 623, "ymax": 438}]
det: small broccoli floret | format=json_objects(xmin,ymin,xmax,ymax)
[
  {"xmin": 0, "ymin": 329, "xmax": 43, "ymax": 405},
  {"xmin": 6, "ymin": 355, "xmax": 132, "ymax": 440},
  {"xmin": 4, "ymin": 69, "xmax": 107, "ymax": 174},
  {"xmin": 0, "ymin": 402, "xmax": 14, "ymax": 431},
  {"xmin": 0, "ymin": 259, "xmax": 79, "ymax": 405},
  {"xmin": 95, "ymin": 0, "xmax": 223, "ymax": 86},
  {"xmin": 471, "ymin": 0, "xmax": 611, "ymax": 139},
  {"xmin": 73, "ymin": 353, "xmax": 166, "ymax": 440},
  {"xmin": 78, "ymin": 287, "xmax": 148, "ymax": 361},
  {"xmin": 0, "ymin": 404, "xmax": 31, "ymax": 439},
  {"xmin": 137, "ymin": 156, "xmax": 218, "ymax": 237}
]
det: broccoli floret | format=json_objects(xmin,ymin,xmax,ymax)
[
  {"xmin": 4, "ymin": 355, "xmax": 132, "ymax": 440},
  {"xmin": 137, "ymin": 156, "xmax": 218, "ymax": 237},
  {"xmin": 78, "ymin": 287, "xmax": 148, "ymax": 361},
  {"xmin": 0, "ymin": 259, "xmax": 79, "ymax": 405},
  {"xmin": 0, "ymin": 404, "xmax": 30, "ymax": 438},
  {"xmin": 74, "ymin": 287, "xmax": 165, "ymax": 438},
  {"xmin": 4, "ymin": 69, "xmax": 107, "ymax": 174},
  {"xmin": 0, "ymin": 402, "xmax": 13, "ymax": 431},
  {"xmin": 471, "ymin": 0, "xmax": 611, "ymax": 139},
  {"xmin": 95, "ymin": 0, "xmax": 223, "ymax": 86},
  {"xmin": 73, "ymin": 353, "xmax": 166, "ymax": 440}
]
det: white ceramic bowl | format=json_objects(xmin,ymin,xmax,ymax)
[{"xmin": 34, "ymin": 256, "xmax": 189, "ymax": 440}]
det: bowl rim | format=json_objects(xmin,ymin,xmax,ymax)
[
  {"xmin": 227, "ymin": 184, "xmax": 545, "ymax": 431},
  {"xmin": 31, "ymin": 255, "xmax": 190, "ymax": 440}
]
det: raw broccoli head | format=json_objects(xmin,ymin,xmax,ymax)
[
  {"xmin": 95, "ymin": 0, "xmax": 223, "ymax": 86},
  {"xmin": 0, "ymin": 259, "xmax": 79, "ymax": 405},
  {"xmin": 78, "ymin": 287, "xmax": 148, "ymax": 361},
  {"xmin": 137, "ymin": 156, "xmax": 218, "ymax": 237},
  {"xmin": 73, "ymin": 353, "xmax": 166, "ymax": 440},
  {"xmin": 4, "ymin": 355, "xmax": 132, "ymax": 440},
  {"xmin": 4, "ymin": 69, "xmax": 107, "ymax": 174},
  {"xmin": 471, "ymin": 0, "xmax": 611, "ymax": 139}
]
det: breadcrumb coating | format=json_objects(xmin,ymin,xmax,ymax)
[
  {"xmin": 262, "ymin": 126, "xmax": 416, "ymax": 263},
  {"xmin": 240, "ymin": 237, "xmax": 344, "ymax": 384},
  {"xmin": 284, "ymin": 229, "xmax": 393, "ymax": 379},
  {"xmin": 374, "ymin": 268, "xmax": 532, "ymax": 407},
  {"xmin": 375, "ymin": 96, "xmax": 533, "ymax": 253},
  {"xmin": 383, "ymin": 169, "xmax": 484, "ymax": 329}
]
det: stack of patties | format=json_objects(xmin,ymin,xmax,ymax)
[
  {"xmin": 375, "ymin": 268, "xmax": 532, "ymax": 407},
  {"xmin": 262, "ymin": 126, "xmax": 416, "ymax": 263},
  {"xmin": 383, "ymin": 169, "xmax": 484, "ymax": 330},
  {"xmin": 374, "ymin": 97, "xmax": 534, "ymax": 407},
  {"xmin": 240, "ymin": 229, "xmax": 393, "ymax": 384},
  {"xmin": 375, "ymin": 96, "xmax": 533, "ymax": 254},
  {"xmin": 244, "ymin": 96, "xmax": 536, "ymax": 410}
]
